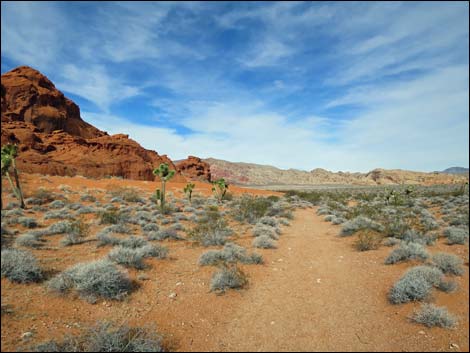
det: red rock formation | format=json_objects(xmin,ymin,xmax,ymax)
[
  {"xmin": 1, "ymin": 66, "xmax": 184, "ymax": 182},
  {"xmin": 176, "ymin": 156, "xmax": 211, "ymax": 182}
]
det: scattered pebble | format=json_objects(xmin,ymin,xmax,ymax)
[
  {"xmin": 21, "ymin": 332, "xmax": 33, "ymax": 340},
  {"xmin": 316, "ymin": 278, "xmax": 321, "ymax": 283},
  {"xmin": 450, "ymin": 343, "xmax": 459, "ymax": 349},
  {"xmin": 169, "ymin": 292, "xmax": 177, "ymax": 299}
]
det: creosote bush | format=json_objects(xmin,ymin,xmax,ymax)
[{"xmin": 1, "ymin": 248, "xmax": 43, "ymax": 283}]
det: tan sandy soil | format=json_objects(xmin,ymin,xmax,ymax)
[{"xmin": 1, "ymin": 174, "xmax": 468, "ymax": 352}]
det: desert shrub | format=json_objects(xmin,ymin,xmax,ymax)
[
  {"xmin": 354, "ymin": 230, "xmax": 382, "ymax": 251},
  {"xmin": 142, "ymin": 223, "xmax": 159, "ymax": 232},
  {"xmin": 388, "ymin": 266, "xmax": 446, "ymax": 304},
  {"xmin": 18, "ymin": 217, "xmax": 39, "ymax": 228},
  {"xmin": 340, "ymin": 216, "xmax": 384, "ymax": 236},
  {"xmin": 431, "ymin": 253, "xmax": 464, "ymax": 276},
  {"xmin": 119, "ymin": 236, "xmax": 148, "ymax": 249},
  {"xmin": 183, "ymin": 206, "xmax": 195, "ymax": 213},
  {"xmin": 411, "ymin": 304, "xmax": 457, "ymax": 328},
  {"xmin": 99, "ymin": 210, "xmax": 124, "ymax": 225},
  {"xmin": 188, "ymin": 207, "xmax": 233, "ymax": 246},
  {"xmin": 170, "ymin": 222, "xmax": 184, "ymax": 231},
  {"xmin": 259, "ymin": 216, "xmax": 278, "ymax": 227},
  {"xmin": 61, "ymin": 219, "xmax": 90, "ymax": 246},
  {"xmin": 231, "ymin": 195, "xmax": 272, "ymax": 224},
  {"xmin": 30, "ymin": 188, "xmax": 55, "ymax": 204},
  {"xmin": 76, "ymin": 206, "xmax": 96, "ymax": 215},
  {"xmin": 252, "ymin": 235, "xmax": 277, "ymax": 249},
  {"xmin": 31, "ymin": 321, "xmax": 164, "ymax": 352},
  {"xmin": 96, "ymin": 232, "xmax": 121, "ymax": 247},
  {"xmin": 49, "ymin": 200, "xmax": 66, "ymax": 209},
  {"xmin": 443, "ymin": 227, "xmax": 468, "ymax": 245},
  {"xmin": 15, "ymin": 233, "xmax": 43, "ymax": 248},
  {"xmin": 46, "ymin": 260, "xmax": 132, "ymax": 302},
  {"xmin": 139, "ymin": 244, "xmax": 168, "ymax": 259},
  {"xmin": 108, "ymin": 247, "xmax": 145, "ymax": 269},
  {"xmin": 150, "ymin": 228, "xmax": 184, "ymax": 241},
  {"xmin": 160, "ymin": 218, "xmax": 173, "ymax": 225},
  {"xmin": 279, "ymin": 218, "xmax": 290, "ymax": 226},
  {"xmin": 199, "ymin": 243, "xmax": 262, "ymax": 266},
  {"xmin": 267, "ymin": 201, "xmax": 294, "ymax": 219},
  {"xmin": 135, "ymin": 211, "xmax": 153, "ymax": 222},
  {"xmin": 1, "ymin": 249, "xmax": 43, "ymax": 283},
  {"xmin": 252, "ymin": 223, "xmax": 279, "ymax": 239},
  {"xmin": 174, "ymin": 213, "xmax": 188, "ymax": 221},
  {"xmin": 383, "ymin": 237, "xmax": 401, "ymax": 247},
  {"xmin": 106, "ymin": 224, "xmax": 132, "ymax": 235},
  {"xmin": 401, "ymin": 230, "xmax": 436, "ymax": 246},
  {"xmin": 109, "ymin": 187, "xmax": 144, "ymax": 203},
  {"xmin": 80, "ymin": 194, "xmax": 97, "ymax": 202},
  {"xmin": 385, "ymin": 242, "xmax": 429, "ymax": 264},
  {"xmin": 44, "ymin": 210, "xmax": 73, "ymax": 220},
  {"xmin": 47, "ymin": 221, "xmax": 73, "ymax": 235},
  {"xmin": 210, "ymin": 264, "xmax": 248, "ymax": 292}
]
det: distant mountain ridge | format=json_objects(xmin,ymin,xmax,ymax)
[
  {"xmin": 204, "ymin": 158, "xmax": 468, "ymax": 186},
  {"xmin": 440, "ymin": 167, "xmax": 469, "ymax": 175}
]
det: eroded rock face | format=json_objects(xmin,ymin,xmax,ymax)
[
  {"xmin": 1, "ymin": 66, "xmax": 184, "ymax": 181},
  {"xmin": 176, "ymin": 156, "xmax": 211, "ymax": 182}
]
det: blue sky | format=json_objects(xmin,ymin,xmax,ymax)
[{"xmin": 1, "ymin": 1, "xmax": 469, "ymax": 172}]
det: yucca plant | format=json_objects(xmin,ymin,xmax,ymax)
[
  {"xmin": 1, "ymin": 144, "xmax": 25, "ymax": 209},
  {"xmin": 212, "ymin": 178, "xmax": 229, "ymax": 203},
  {"xmin": 184, "ymin": 183, "xmax": 195, "ymax": 204},
  {"xmin": 152, "ymin": 163, "xmax": 175, "ymax": 211}
]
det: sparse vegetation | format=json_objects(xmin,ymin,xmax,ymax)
[
  {"xmin": 431, "ymin": 253, "xmax": 464, "ymax": 276},
  {"xmin": 1, "ymin": 248, "xmax": 43, "ymax": 283},
  {"xmin": 388, "ymin": 265, "xmax": 448, "ymax": 304},
  {"xmin": 31, "ymin": 321, "xmax": 164, "ymax": 352},
  {"xmin": 384, "ymin": 242, "xmax": 429, "ymax": 264},
  {"xmin": 210, "ymin": 264, "xmax": 248, "ymax": 293},
  {"xmin": 47, "ymin": 259, "xmax": 132, "ymax": 302},
  {"xmin": 411, "ymin": 304, "xmax": 457, "ymax": 328}
]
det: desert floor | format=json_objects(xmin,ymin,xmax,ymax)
[{"xmin": 1, "ymin": 174, "xmax": 468, "ymax": 352}]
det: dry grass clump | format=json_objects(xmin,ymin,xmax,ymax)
[{"xmin": 354, "ymin": 230, "xmax": 382, "ymax": 251}]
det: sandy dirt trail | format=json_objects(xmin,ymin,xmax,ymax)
[{"xmin": 195, "ymin": 208, "xmax": 468, "ymax": 352}]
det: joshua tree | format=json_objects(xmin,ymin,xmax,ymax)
[
  {"xmin": 405, "ymin": 185, "xmax": 415, "ymax": 197},
  {"xmin": 184, "ymin": 182, "xmax": 195, "ymax": 204},
  {"xmin": 152, "ymin": 163, "xmax": 175, "ymax": 211},
  {"xmin": 212, "ymin": 178, "xmax": 229, "ymax": 203},
  {"xmin": 1, "ymin": 144, "xmax": 25, "ymax": 209}
]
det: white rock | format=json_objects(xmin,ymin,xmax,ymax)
[{"xmin": 169, "ymin": 292, "xmax": 177, "ymax": 299}]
